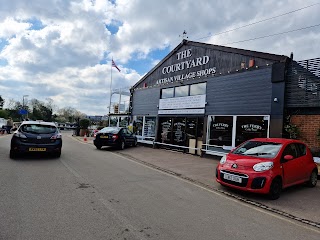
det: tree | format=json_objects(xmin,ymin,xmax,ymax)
[
  {"xmin": 28, "ymin": 99, "xmax": 52, "ymax": 121},
  {"xmin": 0, "ymin": 96, "xmax": 4, "ymax": 110},
  {"xmin": 56, "ymin": 107, "xmax": 85, "ymax": 123},
  {"xmin": 0, "ymin": 110, "xmax": 9, "ymax": 119}
]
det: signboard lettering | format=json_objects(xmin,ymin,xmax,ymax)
[{"xmin": 156, "ymin": 48, "xmax": 216, "ymax": 85}]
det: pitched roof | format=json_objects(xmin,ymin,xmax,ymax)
[{"xmin": 132, "ymin": 40, "xmax": 289, "ymax": 89}]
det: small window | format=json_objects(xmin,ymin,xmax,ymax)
[
  {"xmin": 295, "ymin": 143, "xmax": 306, "ymax": 157},
  {"xmin": 175, "ymin": 85, "xmax": 189, "ymax": 97},
  {"xmin": 161, "ymin": 88, "xmax": 174, "ymax": 99},
  {"xmin": 282, "ymin": 144, "xmax": 298, "ymax": 159},
  {"xmin": 190, "ymin": 82, "xmax": 206, "ymax": 96}
]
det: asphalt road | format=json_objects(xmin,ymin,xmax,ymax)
[{"xmin": 0, "ymin": 133, "xmax": 319, "ymax": 240}]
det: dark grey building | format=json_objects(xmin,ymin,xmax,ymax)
[{"xmin": 129, "ymin": 40, "xmax": 293, "ymax": 155}]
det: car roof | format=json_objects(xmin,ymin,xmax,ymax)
[
  {"xmin": 249, "ymin": 138, "xmax": 303, "ymax": 144},
  {"xmin": 21, "ymin": 121, "xmax": 57, "ymax": 127}
]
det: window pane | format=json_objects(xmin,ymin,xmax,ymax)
[
  {"xmin": 119, "ymin": 117, "xmax": 129, "ymax": 127},
  {"xmin": 208, "ymin": 116, "xmax": 233, "ymax": 147},
  {"xmin": 133, "ymin": 116, "xmax": 143, "ymax": 136},
  {"xmin": 190, "ymin": 83, "xmax": 206, "ymax": 96},
  {"xmin": 144, "ymin": 117, "xmax": 156, "ymax": 141},
  {"xmin": 158, "ymin": 117, "xmax": 172, "ymax": 144},
  {"xmin": 175, "ymin": 85, "xmax": 189, "ymax": 97},
  {"xmin": 162, "ymin": 88, "xmax": 174, "ymax": 99},
  {"xmin": 235, "ymin": 116, "xmax": 269, "ymax": 146}
]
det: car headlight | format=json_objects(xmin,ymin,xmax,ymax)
[
  {"xmin": 220, "ymin": 155, "xmax": 227, "ymax": 164},
  {"xmin": 253, "ymin": 162, "xmax": 273, "ymax": 172},
  {"xmin": 14, "ymin": 132, "xmax": 27, "ymax": 139}
]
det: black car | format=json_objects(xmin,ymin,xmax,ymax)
[
  {"xmin": 10, "ymin": 121, "xmax": 62, "ymax": 158},
  {"xmin": 93, "ymin": 127, "xmax": 137, "ymax": 150}
]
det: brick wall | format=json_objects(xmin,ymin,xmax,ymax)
[{"xmin": 291, "ymin": 115, "xmax": 320, "ymax": 151}]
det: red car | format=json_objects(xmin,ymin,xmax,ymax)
[{"xmin": 216, "ymin": 138, "xmax": 318, "ymax": 199}]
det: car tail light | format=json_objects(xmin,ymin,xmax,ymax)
[
  {"xmin": 50, "ymin": 133, "xmax": 62, "ymax": 139},
  {"xmin": 14, "ymin": 132, "xmax": 27, "ymax": 139},
  {"xmin": 112, "ymin": 134, "xmax": 119, "ymax": 140}
]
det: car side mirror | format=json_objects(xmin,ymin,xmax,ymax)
[
  {"xmin": 283, "ymin": 155, "xmax": 294, "ymax": 162},
  {"xmin": 284, "ymin": 155, "xmax": 293, "ymax": 160}
]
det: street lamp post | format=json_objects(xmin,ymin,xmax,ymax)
[{"xmin": 22, "ymin": 95, "xmax": 29, "ymax": 120}]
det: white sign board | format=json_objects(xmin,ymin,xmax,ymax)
[
  {"xmin": 158, "ymin": 109, "xmax": 205, "ymax": 115},
  {"xmin": 159, "ymin": 94, "xmax": 206, "ymax": 110}
]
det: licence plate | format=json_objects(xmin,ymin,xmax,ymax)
[
  {"xmin": 100, "ymin": 136, "xmax": 108, "ymax": 138},
  {"xmin": 29, "ymin": 148, "xmax": 46, "ymax": 152},
  {"xmin": 223, "ymin": 173, "xmax": 242, "ymax": 183}
]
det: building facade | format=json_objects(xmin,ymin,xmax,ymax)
[{"xmin": 129, "ymin": 40, "xmax": 319, "ymax": 155}]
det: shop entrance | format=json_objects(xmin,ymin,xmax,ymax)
[{"xmin": 158, "ymin": 116, "xmax": 204, "ymax": 153}]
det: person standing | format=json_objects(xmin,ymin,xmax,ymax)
[{"xmin": 6, "ymin": 117, "xmax": 13, "ymax": 134}]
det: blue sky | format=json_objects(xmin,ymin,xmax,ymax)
[{"xmin": 0, "ymin": 0, "xmax": 319, "ymax": 115}]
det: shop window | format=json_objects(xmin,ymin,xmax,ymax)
[
  {"xmin": 235, "ymin": 116, "xmax": 269, "ymax": 146},
  {"xmin": 144, "ymin": 117, "xmax": 156, "ymax": 141},
  {"xmin": 119, "ymin": 117, "xmax": 129, "ymax": 127},
  {"xmin": 133, "ymin": 116, "xmax": 143, "ymax": 136},
  {"xmin": 161, "ymin": 88, "xmax": 174, "ymax": 99},
  {"xmin": 208, "ymin": 116, "xmax": 233, "ymax": 149},
  {"xmin": 172, "ymin": 118, "xmax": 186, "ymax": 146},
  {"xmin": 159, "ymin": 118, "xmax": 172, "ymax": 144},
  {"xmin": 109, "ymin": 116, "xmax": 118, "ymax": 127},
  {"xmin": 190, "ymin": 82, "xmax": 206, "ymax": 96},
  {"xmin": 175, "ymin": 85, "xmax": 189, "ymax": 97}
]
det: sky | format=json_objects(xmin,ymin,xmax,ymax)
[{"xmin": 0, "ymin": 0, "xmax": 319, "ymax": 116}]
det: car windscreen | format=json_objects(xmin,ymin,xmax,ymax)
[
  {"xmin": 99, "ymin": 127, "xmax": 120, "ymax": 134},
  {"xmin": 20, "ymin": 124, "xmax": 57, "ymax": 134},
  {"xmin": 232, "ymin": 141, "xmax": 282, "ymax": 159}
]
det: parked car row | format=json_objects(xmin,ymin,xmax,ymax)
[{"xmin": 7, "ymin": 123, "xmax": 317, "ymax": 200}]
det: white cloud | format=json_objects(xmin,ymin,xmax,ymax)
[{"xmin": 0, "ymin": 17, "xmax": 31, "ymax": 38}]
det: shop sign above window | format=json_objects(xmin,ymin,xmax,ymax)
[
  {"xmin": 159, "ymin": 94, "xmax": 206, "ymax": 109},
  {"xmin": 156, "ymin": 48, "xmax": 216, "ymax": 85}
]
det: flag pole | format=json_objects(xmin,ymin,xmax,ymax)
[{"xmin": 108, "ymin": 58, "xmax": 113, "ymax": 127}]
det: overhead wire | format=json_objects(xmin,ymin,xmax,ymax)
[
  {"xmin": 223, "ymin": 23, "xmax": 320, "ymax": 45},
  {"xmin": 193, "ymin": 2, "xmax": 320, "ymax": 41}
]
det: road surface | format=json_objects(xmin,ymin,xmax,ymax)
[{"xmin": 0, "ymin": 133, "xmax": 319, "ymax": 239}]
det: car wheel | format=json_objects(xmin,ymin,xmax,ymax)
[
  {"xmin": 9, "ymin": 150, "xmax": 17, "ymax": 159},
  {"xmin": 95, "ymin": 144, "xmax": 102, "ymax": 150},
  {"xmin": 306, "ymin": 170, "xmax": 318, "ymax": 187},
  {"xmin": 268, "ymin": 178, "xmax": 282, "ymax": 200},
  {"xmin": 55, "ymin": 150, "xmax": 61, "ymax": 158},
  {"xmin": 119, "ymin": 141, "xmax": 125, "ymax": 150}
]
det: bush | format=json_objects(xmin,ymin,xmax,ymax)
[{"xmin": 79, "ymin": 118, "xmax": 90, "ymax": 129}]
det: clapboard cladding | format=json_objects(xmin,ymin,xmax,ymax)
[
  {"xmin": 285, "ymin": 60, "xmax": 320, "ymax": 107},
  {"xmin": 135, "ymin": 42, "xmax": 279, "ymax": 89},
  {"xmin": 206, "ymin": 68, "xmax": 273, "ymax": 115},
  {"xmin": 132, "ymin": 87, "xmax": 159, "ymax": 116}
]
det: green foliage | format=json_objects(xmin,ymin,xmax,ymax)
[
  {"xmin": 284, "ymin": 123, "xmax": 300, "ymax": 139},
  {"xmin": 283, "ymin": 114, "xmax": 300, "ymax": 139},
  {"xmin": 79, "ymin": 118, "xmax": 90, "ymax": 129},
  {"xmin": 0, "ymin": 109, "xmax": 9, "ymax": 119}
]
